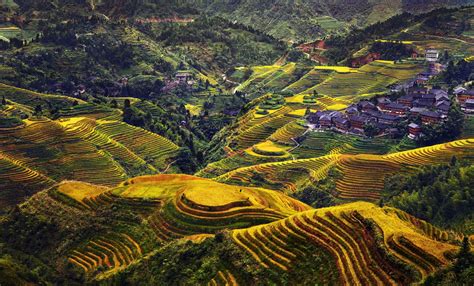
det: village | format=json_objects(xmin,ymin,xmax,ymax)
[
  {"xmin": 304, "ymin": 47, "xmax": 474, "ymax": 140},
  {"xmin": 162, "ymin": 46, "xmax": 474, "ymax": 142}
]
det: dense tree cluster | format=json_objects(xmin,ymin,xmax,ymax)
[
  {"xmin": 369, "ymin": 42, "xmax": 414, "ymax": 61},
  {"xmin": 382, "ymin": 159, "xmax": 474, "ymax": 233},
  {"xmin": 441, "ymin": 59, "xmax": 474, "ymax": 84},
  {"xmin": 419, "ymin": 102, "xmax": 465, "ymax": 146}
]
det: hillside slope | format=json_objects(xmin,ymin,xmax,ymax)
[
  {"xmin": 0, "ymin": 85, "xmax": 179, "ymax": 209},
  {"xmin": 0, "ymin": 174, "xmax": 309, "ymax": 283},
  {"xmin": 0, "ymin": 177, "xmax": 465, "ymax": 285}
]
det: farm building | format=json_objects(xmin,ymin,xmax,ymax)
[
  {"xmin": 398, "ymin": 95, "xmax": 414, "ymax": 107},
  {"xmin": 420, "ymin": 111, "xmax": 442, "ymax": 124},
  {"xmin": 425, "ymin": 48, "xmax": 439, "ymax": 62},
  {"xmin": 383, "ymin": 102, "xmax": 409, "ymax": 116},
  {"xmin": 349, "ymin": 115, "xmax": 369, "ymax": 130},
  {"xmin": 175, "ymin": 71, "xmax": 194, "ymax": 83},
  {"xmin": 377, "ymin": 97, "xmax": 391, "ymax": 109},
  {"xmin": 408, "ymin": 123, "xmax": 422, "ymax": 139},
  {"xmin": 463, "ymin": 99, "xmax": 474, "ymax": 113},
  {"xmin": 358, "ymin": 101, "xmax": 376, "ymax": 112}
]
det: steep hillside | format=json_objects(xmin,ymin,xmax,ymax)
[
  {"xmin": 0, "ymin": 178, "xmax": 466, "ymax": 285},
  {"xmin": 200, "ymin": 0, "xmax": 473, "ymax": 42},
  {"xmin": 0, "ymin": 85, "xmax": 179, "ymax": 209},
  {"xmin": 0, "ymin": 174, "xmax": 309, "ymax": 283},
  {"xmin": 100, "ymin": 202, "xmax": 465, "ymax": 285},
  {"xmin": 5, "ymin": 0, "xmax": 472, "ymax": 43},
  {"xmin": 215, "ymin": 139, "xmax": 474, "ymax": 201}
]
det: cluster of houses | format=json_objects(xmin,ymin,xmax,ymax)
[
  {"xmin": 454, "ymin": 87, "xmax": 474, "ymax": 113},
  {"xmin": 161, "ymin": 71, "xmax": 196, "ymax": 93},
  {"xmin": 306, "ymin": 86, "xmax": 452, "ymax": 139}
]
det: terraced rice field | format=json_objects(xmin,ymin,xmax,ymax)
[
  {"xmin": 269, "ymin": 121, "xmax": 307, "ymax": 145},
  {"xmin": 0, "ymin": 114, "xmax": 179, "ymax": 208},
  {"xmin": 231, "ymin": 202, "xmax": 459, "ymax": 285},
  {"xmin": 0, "ymin": 83, "xmax": 85, "ymax": 109},
  {"xmin": 217, "ymin": 139, "xmax": 474, "ymax": 201},
  {"xmin": 112, "ymin": 174, "xmax": 310, "ymax": 242},
  {"xmin": 208, "ymin": 270, "xmax": 238, "ymax": 286},
  {"xmin": 0, "ymin": 152, "xmax": 56, "ymax": 208},
  {"xmin": 217, "ymin": 154, "xmax": 339, "ymax": 193},
  {"xmin": 283, "ymin": 68, "xmax": 332, "ymax": 94},
  {"xmin": 68, "ymin": 233, "xmax": 143, "ymax": 274},
  {"xmin": 231, "ymin": 107, "xmax": 296, "ymax": 150}
]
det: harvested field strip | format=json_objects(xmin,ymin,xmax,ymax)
[{"xmin": 208, "ymin": 270, "xmax": 238, "ymax": 286}]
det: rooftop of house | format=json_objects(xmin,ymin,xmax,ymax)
[
  {"xmin": 420, "ymin": 110, "xmax": 441, "ymax": 118},
  {"xmin": 346, "ymin": 105, "xmax": 359, "ymax": 113},
  {"xmin": 320, "ymin": 114, "xmax": 333, "ymax": 121},
  {"xmin": 462, "ymin": 89, "xmax": 474, "ymax": 96},
  {"xmin": 410, "ymin": 107, "xmax": 428, "ymax": 113},
  {"xmin": 431, "ymin": 89, "xmax": 448, "ymax": 96},
  {"xmin": 436, "ymin": 101, "xmax": 450, "ymax": 107},
  {"xmin": 377, "ymin": 97, "xmax": 391, "ymax": 104},
  {"xmin": 359, "ymin": 101, "xmax": 376, "ymax": 108},
  {"xmin": 408, "ymin": 87, "xmax": 428, "ymax": 92},
  {"xmin": 333, "ymin": 117, "xmax": 349, "ymax": 124},
  {"xmin": 408, "ymin": 123, "xmax": 420, "ymax": 129},
  {"xmin": 413, "ymin": 99, "xmax": 434, "ymax": 107},
  {"xmin": 421, "ymin": 93, "xmax": 436, "ymax": 100},
  {"xmin": 454, "ymin": 87, "xmax": 467, "ymax": 94},
  {"xmin": 378, "ymin": 113, "xmax": 400, "ymax": 121},
  {"xmin": 363, "ymin": 109, "xmax": 381, "ymax": 117},
  {"xmin": 398, "ymin": 95, "xmax": 414, "ymax": 101},
  {"xmin": 349, "ymin": 115, "xmax": 369, "ymax": 123},
  {"xmin": 435, "ymin": 93, "xmax": 449, "ymax": 101},
  {"xmin": 385, "ymin": 102, "xmax": 409, "ymax": 110}
]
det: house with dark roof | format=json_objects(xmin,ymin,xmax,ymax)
[
  {"xmin": 410, "ymin": 107, "xmax": 428, "ymax": 116},
  {"xmin": 176, "ymin": 71, "xmax": 193, "ymax": 83},
  {"xmin": 408, "ymin": 123, "xmax": 422, "ymax": 139},
  {"xmin": 398, "ymin": 95, "xmax": 414, "ymax": 107},
  {"xmin": 349, "ymin": 115, "xmax": 369, "ymax": 130},
  {"xmin": 416, "ymin": 75, "xmax": 429, "ymax": 85},
  {"xmin": 420, "ymin": 111, "xmax": 442, "ymax": 124},
  {"xmin": 384, "ymin": 102, "xmax": 409, "ymax": 116},
  {"xmin": 413, "ymin": 98, "xmax": 434, "ymax": 108},
  {"xmin": 319, "ymin": 114, "xmax": 333, "ymax": 128},
  {"xmin": 346, "ymin": 105, "xmax": 359, "ymax": 115},
  {"xmin": 435, "ymin": 93, "xmax": 449, "ymax": 102},
  {"xmin": 377, "ymin": 97, "xmax": 391, "ymax": 110},
  {"xmin": 307, "ymin": 111, "xmax": 323, "ymax": 124},
  {"xmin": 333, "ymin": 116, "xmax": 350, "ymax": 132},
  {"xmin": 377, "ymin": 113, "xmax": 400, "ymax": 125},
  {"xmin": 358, "ymin": 101, "xmax": 376, "ymax": 112},
  {"xmin": 463, "ymin": 99, "xmax": 474, "ymax": 113},
  {"xmin": 435, "ymin": 101, "xmax": 450, "ymax": 115},
  {"xmin": 432, "ymin": 88, "xmax": 448, "ymax": 98},
  {"xmin": 457, "ymin": 89, "xmax": 474, "ymax": 106},
  {"xmin": 362, "ymin": 109, "xmax": 380, "ymax": 118},
  {"xmin": 421, "ymin": 93, "xmax": 436, "ymax": 104},
  {"xmin": 408, "ymin": 87, "xmax": 429, "ymax": 96}
]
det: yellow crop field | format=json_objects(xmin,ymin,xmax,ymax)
[
  {"xmin": 375, "ymin": 39, "xmax": 415, "ymax": 45},
  {"xmin": 250, "ymin": 141, "xmax": 290, "ymax": 157},
  {"xmin": 314, "ymin": 66, "xmax": 359, "ymax": 73},
  {"xmin": 217, "ymin": 139, "xmax": 474, "ymax": 201},
  {"xmin": 56, "ymin": 181, "xmax": 109, "ymax": 207},
  {"xmin": 232, "ymin": 202, "xmax": 460, "ymax": 284}
]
